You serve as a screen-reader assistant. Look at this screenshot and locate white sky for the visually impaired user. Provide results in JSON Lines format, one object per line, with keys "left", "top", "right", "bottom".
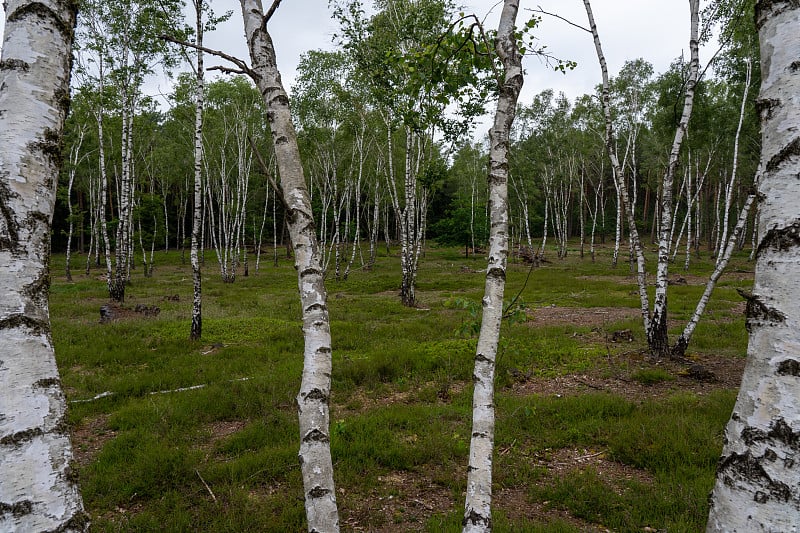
{"left": 1, "top": 1, "right": 705, "bottom": 110}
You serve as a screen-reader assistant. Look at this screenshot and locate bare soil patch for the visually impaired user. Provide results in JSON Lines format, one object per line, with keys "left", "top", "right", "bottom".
{"left": 508, "top": 350, "right": 745, "bottom": 402}
{"left": 71, "top": 414, "right": 116, "bottom": 468}
{"left": 529, "top": 305, "right": 640, "bottom": 328}
{"left": 339, "top": 470, "right": 455, "bottom": 531}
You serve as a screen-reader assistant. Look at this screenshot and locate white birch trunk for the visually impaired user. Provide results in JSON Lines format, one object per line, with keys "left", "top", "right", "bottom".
{"left": 240, "top": 3, "right": 340, "bottom": 530}
{"left": 0, "top": 1, "right": 88, "bottom": 530}
{"left": 463, "top": 2, "right": 522, "bottom": 530}
{"left": 584, "top": 0, "right": 651, "bottom": 335}
{"left": 707, "top": 1, "right": 800, "bottom": 528}
{"left": 651, "top": 0, "right": 700, "bottom": 357}
{"left": 190, "top": 0, "right": 205, "bottom": 340}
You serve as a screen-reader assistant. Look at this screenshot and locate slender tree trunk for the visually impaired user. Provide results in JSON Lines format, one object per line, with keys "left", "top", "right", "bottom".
{"left": 240, "top": 3, "right": 339, "bottom": 530}
{"left": 707, "top": 2, "right": 800, "bottom": 528}
{"left": 190, "top": 0, "right": 205, "bottom": 340}
{"left": 584, "top": 0, "right": 652, "bottom": 337}
{"left": 463, "top": 2, "right": 522, "bottom": 530}
{"left": 0, "top": 1, "right": 88, "bottom": 530}
{"left": 651, "top": 0, "right": 700, "bottom": 358}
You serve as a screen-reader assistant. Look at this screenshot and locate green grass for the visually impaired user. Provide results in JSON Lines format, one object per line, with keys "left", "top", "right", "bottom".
{"left": 49, "top": 242, "right": 751, "bottom": 531}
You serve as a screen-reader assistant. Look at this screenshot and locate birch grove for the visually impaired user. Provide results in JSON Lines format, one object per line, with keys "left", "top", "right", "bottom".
{"left": 0, "top": 1, "right": 87, "bottom": 530}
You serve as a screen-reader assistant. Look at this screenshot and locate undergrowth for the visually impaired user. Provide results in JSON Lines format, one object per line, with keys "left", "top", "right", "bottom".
{"left": 49, "top": 243, "right": 752, "bottom": 531}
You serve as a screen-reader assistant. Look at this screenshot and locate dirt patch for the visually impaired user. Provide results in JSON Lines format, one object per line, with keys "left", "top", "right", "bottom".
{"left": 529, "top": 306, "right": 640, "bottom": 328}
{"left": 339, "top": 470, "right": 455, "bottom": 532}
{"left": 493, "top": 446, "right": 654, "bottom": 532}
{"left": 509, "top": 351, "right": 745, "bottom": 402}
{"left": 71, "top": 414, "right": 116, "bottom": 468}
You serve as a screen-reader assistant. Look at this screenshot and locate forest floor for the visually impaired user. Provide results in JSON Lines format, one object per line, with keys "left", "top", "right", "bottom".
{"left": 52, "top": 243, "right": 752, "bottom": 532}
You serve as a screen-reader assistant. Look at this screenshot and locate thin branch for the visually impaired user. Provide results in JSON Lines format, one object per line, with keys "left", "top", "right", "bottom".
{"left": 263, "top": 0, "right": 283, "bottom": 26}
{"left": 160, "top": 34, "right": 256, "bottom": 79}
{"left": 196, "top": 470, "right": 218, "bottom": 503}
{"left": 208, "top": 65, "right": 248, "bottom": 76}
{"left": 530, "top": 6, "right": 590, "bottom": 33}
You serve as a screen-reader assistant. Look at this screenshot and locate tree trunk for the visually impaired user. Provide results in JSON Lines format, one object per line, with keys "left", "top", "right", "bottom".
{"left": 463, "top": 2, "right": 522, "bottom": 530}
{"left": 0, "top": 1, "right": 88, "bottom": 530}
{"left": 651, "top": 0, "right": 700, "bottom": 358}
{"left": 706, "top": 2, "right": 800, "bottom": 529}
{"left": 240, "top": 3, "right": 340, "bottom": 530}
{"left": 190, "top": 0, "right": 205, "bottom": 341}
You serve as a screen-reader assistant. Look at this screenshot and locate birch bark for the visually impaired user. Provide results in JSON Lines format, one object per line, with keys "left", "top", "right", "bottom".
{"left": 190, "top": 0, "right": 205, "bottom": 340}
{"left": 0, "top": 1, "right": 88, "bottom": 530}
{"left": 707, "top": 1, "right": 800, "bottom": 529}
{"left": 463, "top": 1, "right": 522, "bottom": 530}
{"left": 650, "top": 0, "right": 700, "bottom": 356}
{"left": 240, "top": 2, "right": 340, "bottom": 530}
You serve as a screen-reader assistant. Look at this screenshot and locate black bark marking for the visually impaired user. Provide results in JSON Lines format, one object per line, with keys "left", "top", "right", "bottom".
{"left": 0, "top": 314, "right": 48, "bottom": 336}
{"left": 33, "top": 377, "right": 60, "bottom": 389}
{"left": 474, "top": 353, "right": 493, "bottom": 364}
{"left": 765, "top": 137, "right": 800, "bottom": 173}
{"left": 764, "top": 448, "right": 778, "bottom": 462}
{"left": 740, "top": 418, "right": 800, "bottom": 450}
{"left": 0, "top": 426, "right": 44, "bottom": 446}
{"left": 486, "top": 266, "right": 507, "bottom": 281}
{"left": 7, "top": 2, "right": 76, "bottom": 39}
{"left": 303, "top": 303, "right": 326, "bottom": 315}
{"left": 757, "top": 221, "right": 800, "bottom": 255}
{"left": 718, "top": 451, "right": 792, "bottom": 502}
{"left": 33, "top": 127, "right": 66, "bottom": 173}
{"left": 307, "top": 486, "right": 330, "bottom": 499}
{"left": 756, "top": 97, "right": 780, "bottom": 122}
{"left": 302, "top": 388, "right": 328, "bottom": 402}
{"left": 463, "top": 508, "right": 491, "bottom": 528}
{"left": 299, "top": 267, "right": 323, "bottom": 278}
{"left": 790, "top": 61, "right": 800, "bottom": 72}
{"left": 267, "top": 93, "right": 290, "bottom": 109}
{"left": 737, "top": 288, "right": 786, "bottom": 332}
{"left": 0, "top": 177, "right": 21, "bottom": 250}
{"left": 274, "top": 135, "right": 289, "bottom": 146}
{"left": 0, "top": 500, "right": 33, "bottom": 518}
{"left": 0, "top": 59, "right": 30, "bottom": 72}
{"left": 777, "top": 359, "right": 800, "bottom": 376}
{"left": 754, "top": 0, "right": 800, "bottom": 30}
{"left": 302, "top": 428, "right": 330, "bottom": 444}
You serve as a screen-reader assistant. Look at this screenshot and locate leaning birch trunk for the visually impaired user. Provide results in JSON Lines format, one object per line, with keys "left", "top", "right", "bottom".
{"left": 190, "top": 0, "right": 205, "bottom": 341}
{"left": 673, "top": 185, "right": 757, "bottom": 358}
{"left": 584, "top": 0, "right": 651, "bottom": 335}
{"left": 706, "top": 2, "right": 800, "bottom": 529}
{"left": 240, "top": 2, "right": 339, "bottom": 530}
{"left": 0, "top": 1, "right": 88, "bottom": 531}
{"left": 651, "top": 0, "right": 700, "bottom": 357}
{"left": 463, "top": 1, "right": 522, "bottom": 530}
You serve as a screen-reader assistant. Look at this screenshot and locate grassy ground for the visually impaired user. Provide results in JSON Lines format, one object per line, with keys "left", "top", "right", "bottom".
{"left": 51, "top": 241, "right": 753, "bottom": 532}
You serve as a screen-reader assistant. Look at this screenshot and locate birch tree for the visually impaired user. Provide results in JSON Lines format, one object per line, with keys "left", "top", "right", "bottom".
{"left": 240, "top": 2, "right": 340, "bottom": 529}
{"left": 463, "top": 1, "right": 522, "bottom": 530}
{"left": 0, "top": 1, "right": 88, "bottom": 530}
{"left": 706, "top": 0, "right": 800, "bottom": 529}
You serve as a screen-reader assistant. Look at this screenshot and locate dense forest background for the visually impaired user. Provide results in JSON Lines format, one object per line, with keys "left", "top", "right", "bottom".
{"left": 53, "top": 0, "right": 759, "bottom": 281}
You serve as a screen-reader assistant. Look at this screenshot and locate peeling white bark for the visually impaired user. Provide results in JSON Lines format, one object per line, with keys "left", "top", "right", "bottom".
{"left": 0, "top": 1, "right": 87, "bottom": 530}
{"left": 463, "top": 2, "right": 522, "bottom": 531}
{"left": 707, "top": 1, "right": 800, "bottom": 530}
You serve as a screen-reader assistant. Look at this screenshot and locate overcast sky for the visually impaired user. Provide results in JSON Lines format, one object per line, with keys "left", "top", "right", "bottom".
{"left": 1, "top": 1, "right": 704, "bottom": 110}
